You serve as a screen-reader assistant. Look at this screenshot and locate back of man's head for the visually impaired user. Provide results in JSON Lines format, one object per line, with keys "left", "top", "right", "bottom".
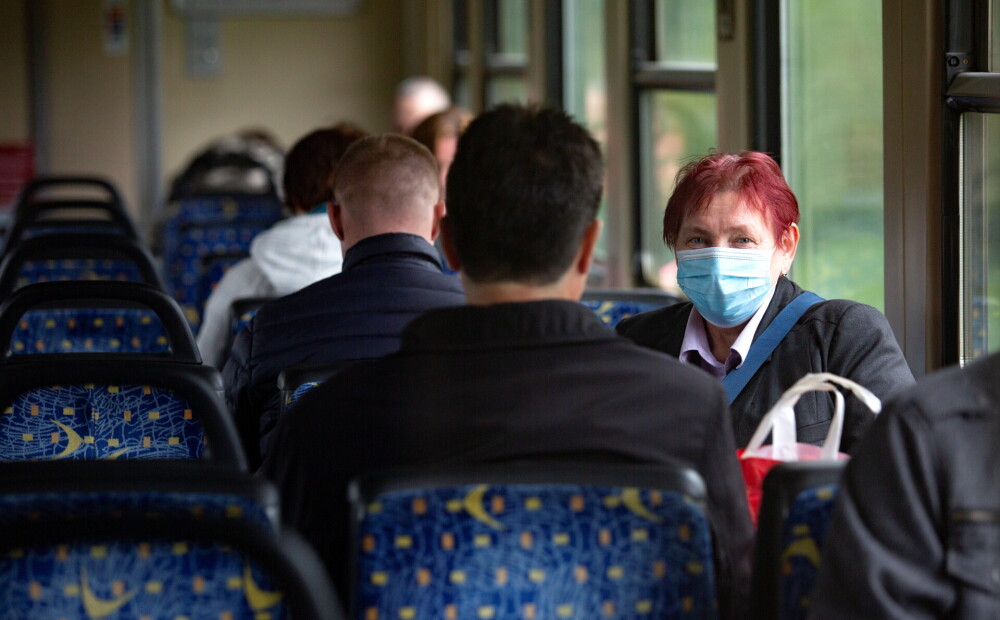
{"left": 332, "top": 134, "right": 442, "bottom": 245}
{"left": 445, "top": 104, "right": 604, "bottom": 285}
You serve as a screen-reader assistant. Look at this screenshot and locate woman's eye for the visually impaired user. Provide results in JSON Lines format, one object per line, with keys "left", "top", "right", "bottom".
{"left": 688, "top": 237, "right": 705, "bottom": 245}
{"left": 736, "top": 237, "right": 754, "bottom": 245}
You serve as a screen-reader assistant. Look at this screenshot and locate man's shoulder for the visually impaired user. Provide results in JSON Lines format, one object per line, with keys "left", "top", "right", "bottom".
{"left": 893, "top": 355, "right": 1000, "bottom": 424}
{"left": 604, "top": 336, "right": 725, "bottom": 394}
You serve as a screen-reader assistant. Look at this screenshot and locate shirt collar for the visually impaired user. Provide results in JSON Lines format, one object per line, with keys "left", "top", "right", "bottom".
{"left": 679, "top": 284, "right": 777, "bottom": 378}
{"left": 342, "top": 232, "right": 443, "bottom": 272}
{"left": 402, "top": 300, "right": 615, "bottom": 352}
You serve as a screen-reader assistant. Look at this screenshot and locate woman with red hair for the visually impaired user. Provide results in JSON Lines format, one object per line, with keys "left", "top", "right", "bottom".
{"left": 617, "top": 152, "right": 913, "bottom": 453}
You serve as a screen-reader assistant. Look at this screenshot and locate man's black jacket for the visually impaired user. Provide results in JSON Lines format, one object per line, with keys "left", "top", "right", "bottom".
{"left": 223, "top": 233, "right": 465, "bottom": 466}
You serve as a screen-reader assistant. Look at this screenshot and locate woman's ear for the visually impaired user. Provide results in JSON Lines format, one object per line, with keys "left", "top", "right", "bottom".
{"left": 779, "top": 223, "right": 800, "bottom": 272}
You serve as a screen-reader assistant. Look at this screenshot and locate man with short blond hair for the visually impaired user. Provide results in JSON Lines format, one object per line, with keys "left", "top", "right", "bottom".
{"left": 224, "top": 134, "right": 464, "bottom": 467}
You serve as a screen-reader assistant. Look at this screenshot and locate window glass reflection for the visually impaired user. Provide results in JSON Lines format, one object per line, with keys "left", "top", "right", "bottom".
{"left": 960, "top": 112, "right": 1000, "bottom": 362}
{"left": 639, "top": 90, "right": 717, "bottom": 291}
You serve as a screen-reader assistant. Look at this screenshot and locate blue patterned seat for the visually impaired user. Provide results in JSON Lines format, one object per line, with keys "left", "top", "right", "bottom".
{"left": 160, "top": 196, "right": 283, "bottom": 329}
{"left": 229, "top": 297, "right": 275, "bottom": 339}
{"left": 0, "top": 460, "right": 340, "bottom": 619}
{"left": 286, "top": 381, "right": 323, "bottom": 411}
{"left": 749, "top": 462, "right": 844, "bottom": 620}
{"left": 0, "top": 359, "right": 246, "bottom": 468}
{"left": 0, "top": 459, "right": 277, "bottom": 524}
{"left": 277, "top": 361, "right": 368, "bottom": 416}
{"left": 0, "top": 234, "right": 164, "bottom": 298}
{"left": 166, "top": 224, "right": 273, "bottom": 328}
{"left": 580, "top": 290, "right": 682, "bottom": 327}
{"left": 0, "top": 537, "right": 289, "bottom": 619}
{"left": 0, "top": 383, "right": 204, "bottom": 461}
{"left": 10, "top": 308, "right": 169, "bottom": 355}
{"left": 15, "top": 257, "right": 143, "bottom": 289}
{"left": 351, "top": 467, "right": 717, "bottom": 620}
{"left": 779, "top": 485, "right": 838, "bottom": 620}
{"left": 200, "top": 253, "right": 245, "bottom": 303}
{"left": 4, "top": 178, "right": 139, "bottom": 251}
{"left": 0, "top": 282, "right": 200, "bottom": 360}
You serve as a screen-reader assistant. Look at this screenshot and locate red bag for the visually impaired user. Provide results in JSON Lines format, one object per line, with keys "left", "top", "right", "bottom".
{"left": 737, "top": 373, "right": 881, "bottom": 526}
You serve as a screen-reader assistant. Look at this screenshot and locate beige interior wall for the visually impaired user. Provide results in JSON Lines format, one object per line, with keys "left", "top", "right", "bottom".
{"left": 161, "top": 0, "right": 404, "bottom": 184}
{"left": 0, "top": 0, "right": 30, "bottom": 143}
{"left": 45, "top": 0, "right": 138, "bottom": 213}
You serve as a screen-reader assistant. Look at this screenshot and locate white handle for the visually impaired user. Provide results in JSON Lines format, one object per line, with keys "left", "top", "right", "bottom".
{"left": 742, "top": 373, "right": 881, "bottom": 460}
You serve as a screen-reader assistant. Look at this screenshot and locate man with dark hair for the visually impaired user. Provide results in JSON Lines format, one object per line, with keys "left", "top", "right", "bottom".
{"left": 261, "top": 105, "right": 752, "bottom": 617}
{"left": 224, "top": 134, "right": 464, "bottom": 467}
{"left": 198, "top": 123, "right": 366, "bottom": 368}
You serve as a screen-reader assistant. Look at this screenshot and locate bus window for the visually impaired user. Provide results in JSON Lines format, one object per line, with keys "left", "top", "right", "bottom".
{"left": 780, "top": 0, "right": 884, "bottom": 309}
{"left": 564, "top": 0, "right": 608, "bottom": 280}
{"left": 634, "top": 0, "right": 717, "bottom": 291}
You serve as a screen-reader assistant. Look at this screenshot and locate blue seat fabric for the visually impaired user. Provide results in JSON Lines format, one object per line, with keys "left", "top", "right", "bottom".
{"left": 779, "top": 484, "right": 838, "bottom": 620}
{"left": 0, "top": 490, "right": 272, "bottom": 532}
{"left": 166, "top": 225, "right": 267, "bottom": 328}
{"left": 232, "top": 308, "right": 260, "bottom": 337}
{"left": 15, "top": 259, "right": 143, "bottom": 291}
{"left": 581, "top": 301, "right": 666, "bottom": 328}
{"left": 10, "top": 308, "right": 170, "bottom": 355}
{"left": 0, "top": 384, "right": 204, "bottom": 461}
{"left": 20, "top": 222, "right": 128, "bottom": 241}
{"left": 0, "top": 538, "right": 285, "bottom": 619}
{"left": 284, "top": 381, "right": 322, "bottom": 412}
{"left": 356, "top": 483, "right": 717, "bottom": 620}
{"left": 161, "top": 196, "right": 283, "bottom": 329}
{"left": 199, "top": 255, "right": 244, "bottom": 305}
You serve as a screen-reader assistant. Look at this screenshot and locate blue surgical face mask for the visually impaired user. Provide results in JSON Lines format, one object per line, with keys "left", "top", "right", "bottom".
{"left": 675, "top": 247, "right": 774, "bottom": 328}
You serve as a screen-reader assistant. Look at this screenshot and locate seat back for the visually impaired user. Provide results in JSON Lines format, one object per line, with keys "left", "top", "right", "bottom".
{"left": 220, "top": 296, "right": 276, "bottom": 368}
{"left": 581, "top": 289, "right": 683, "bottom": 327}
{"left": 350, "top": 465, "right": 717, "bottom": 620}
{"left": 0, "top": 460, "right": 277, "bottom": 529}
{"left": 0, "top": 358, "right": 245, "bottom": 469}
{"left": 278, "top": 360, "right": 369, "bottom": 415}
{"left": 199, "top": 252, "right": 247, "bottom": 302}
{"left": 14, "top": 176, "right": 125, "bottom": 216}
{"left": 165, "top": 220, "right": 278, "bottom": 328}
{"left": 0, "top": 282, "right": 199, "bottom": 359}
{"left": 0, "top": 462, "right": 340, "bottom": 619}
{"left": 0, "top": 234, "right": 163, "bottom": 297}
{"left": 750, "top": 461, "right": 845, "bottom": 620}
{"left": 229, "top": 296, "right": 275, "bottom": 338}
{"left": 3, "top": 201, "right": 139, "bottom": 254}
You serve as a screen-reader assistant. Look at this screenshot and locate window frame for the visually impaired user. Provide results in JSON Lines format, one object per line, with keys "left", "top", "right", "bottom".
{"left": 944, "top": 0, "right": 1000, "bottom": 365}
{"left": 629, "top": 0, "right": 718, "bottom": 286}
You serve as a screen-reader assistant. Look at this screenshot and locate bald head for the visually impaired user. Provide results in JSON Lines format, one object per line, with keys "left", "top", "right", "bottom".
{"left": 330, "top": 134, "right": 443, "bottom": 252}
{"left": 394, "top": 76, "right": 451, "bottom": 135}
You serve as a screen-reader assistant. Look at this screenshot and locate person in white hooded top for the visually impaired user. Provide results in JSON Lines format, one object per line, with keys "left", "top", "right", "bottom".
{"left": 197, "top": 123, "right": 368, "bottom": 368}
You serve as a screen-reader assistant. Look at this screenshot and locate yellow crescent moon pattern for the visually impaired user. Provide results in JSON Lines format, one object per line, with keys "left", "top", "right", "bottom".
{"left": 243, "top": 562, "right": 283, "bottom": 611}
{"left": 463, "top": 485, "right": 505, "bottom": 530}
{"left": 596, "top": 302, "right": 615, "bottom": 323}
{"left": 781, "top": 538, "right": 821, "bottom": 568}
{"left": 621, "top": 488, "right": 663, "bottom": 524}
{"left": 51, "top": 420, "right": 84, "bottom": 460}
{"left": 80, "top": 567, "right": 134, "bottom": 619}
